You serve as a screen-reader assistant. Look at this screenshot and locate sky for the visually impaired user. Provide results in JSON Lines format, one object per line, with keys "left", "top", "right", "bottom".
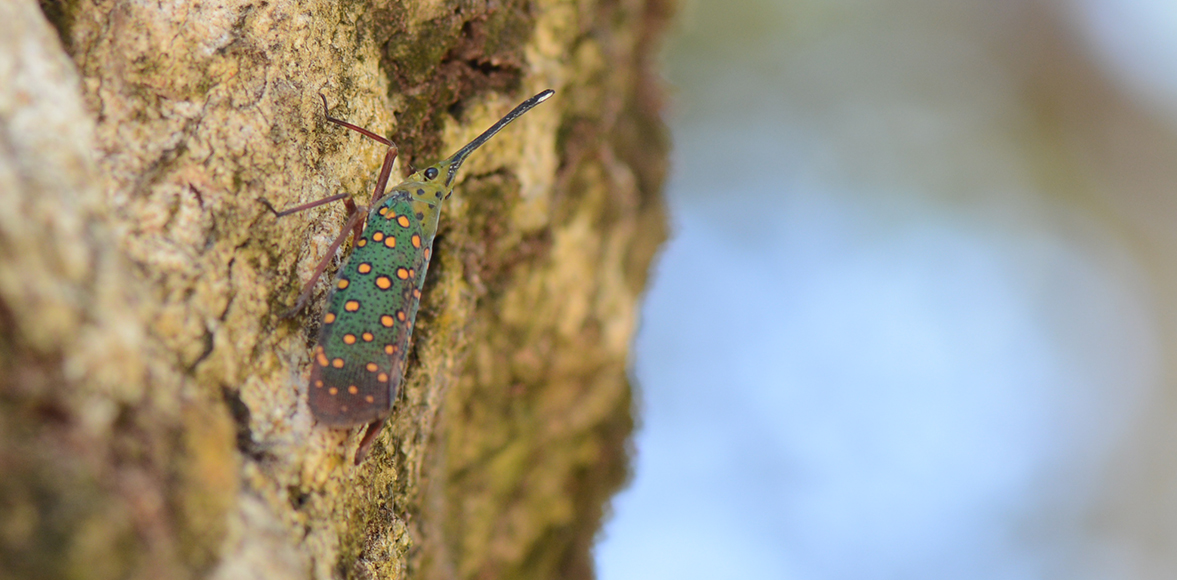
{"left": 595, "top": 0, "right": 1177, "bottom": 578}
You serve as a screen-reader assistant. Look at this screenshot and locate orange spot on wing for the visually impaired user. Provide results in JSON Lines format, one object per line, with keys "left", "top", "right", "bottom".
{"left": 328, "top": 387, "right": 338, "bottom": 395}
{"left": 357, "top": 238, "right": 367, "bottom": 247}
{"left": 384, "top": 236, "right": 396, "bottom": 248}
{"left": 396, "top": 310, "right": 406, "bottom": 322}
{"left": 332, "top": 358, "right": 345, "bottom": 368}
{"left": 343, "top": 334, "right": 356, "bottom": 344}
{"left": 397, "top": 215, "right": 410, "bottom": 227}
{"left": 345, "top": 300, "right": 360, "bottom": 312}
{"left": 358, "top": 263, "right": 372, "bottom": 274}
{"left": 317, "top": 353, "right": 329, "bottom": 366}
{"left": 396, "top": 268, "right": 409, "bottom": 280}
{"left": 362, "top": 332, "right": 374, "bottom": 342}
{"left": 365, "top": 395, "right": 375, "bottom": 403}
{"left": 376, "top": 276, "right": 392, "bottom": 290}
{"left": 384, "top": 344, "right": 396, "bottom": 355}
{"left": 381, "top": 315, "right": 394, "bottom": 327}
{"left": 372, "top": 232, "right": 385, "bottom": 242}
{"left": 348, "top": 385, "right": 358, "bottom": 394}
{"left": 337, "top": 279, "right": 349, "bottom": 289}
{"left": 411, "top": 234, "right": 421, "bottom": 248}
{"left": 324, "top": 312, "right": 336, "bottom": 323}
{"left": 366, "top": 362, "right": 378, "bottom": 372}
{"left": 377, "top": 373, "right": 388, "bottom": 383}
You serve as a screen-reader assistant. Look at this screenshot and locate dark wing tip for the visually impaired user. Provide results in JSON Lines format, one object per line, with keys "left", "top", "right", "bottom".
{"left": 307, "top": 366, "right": 391, "bottom": 427}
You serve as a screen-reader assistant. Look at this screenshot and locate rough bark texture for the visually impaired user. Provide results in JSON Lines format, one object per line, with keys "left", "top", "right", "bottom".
{"left": 0, "top": 0, "right": 670, "bottom": 578}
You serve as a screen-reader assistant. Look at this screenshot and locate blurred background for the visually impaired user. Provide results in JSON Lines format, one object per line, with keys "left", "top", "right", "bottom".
{"left": 593, "top": 0, "right": 1177, "bottom": 578}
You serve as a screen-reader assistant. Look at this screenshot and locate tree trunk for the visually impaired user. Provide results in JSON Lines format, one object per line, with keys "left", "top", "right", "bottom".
{"left": 0, "top": 0, "right": 670, "bottom": 578}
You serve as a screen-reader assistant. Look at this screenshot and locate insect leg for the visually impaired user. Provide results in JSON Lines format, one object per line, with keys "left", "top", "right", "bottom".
{"left": 258, "top": 193, "right": 352, "bottom": 218}
{"left": 365, "top": 141, "right": 398, "bottom": 205}
{"left": 354, "top": 419, "right": 385, "bottom": 464}
{"left": 319, "top": 94, "right": 395, "bottom": 146}
{"left": 319, "top": 94, "right": 400, "bottom": 206}
{"left": 259, "top": 93, "right": 399, "bottom": 218}
{"left": 279, "top": 206, "right": 368, "bottom": 319}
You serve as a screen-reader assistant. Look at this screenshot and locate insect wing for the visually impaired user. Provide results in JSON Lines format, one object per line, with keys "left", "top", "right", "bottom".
{"left": 308, "top": 194, "right": 429, "bottom": 426}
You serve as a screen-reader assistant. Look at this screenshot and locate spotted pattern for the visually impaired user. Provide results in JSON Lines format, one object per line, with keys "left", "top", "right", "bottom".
{"left": 307, "top": 188, "right": 438, "bottom": 427}
{"left": 298, "top": 85, "right": 556, "bottom": 446}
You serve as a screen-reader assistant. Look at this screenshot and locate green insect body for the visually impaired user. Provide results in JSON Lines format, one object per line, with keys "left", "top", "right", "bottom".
{"left": 307, "top": 189, "right": 437, "bottom": 428}
{"left": 276, "top": 89, "right": 554, "bottom": 463}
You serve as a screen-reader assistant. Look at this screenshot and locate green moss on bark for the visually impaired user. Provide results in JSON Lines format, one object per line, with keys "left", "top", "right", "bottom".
{"left": 1, "top": 0, "right": 671, "bottom": 578}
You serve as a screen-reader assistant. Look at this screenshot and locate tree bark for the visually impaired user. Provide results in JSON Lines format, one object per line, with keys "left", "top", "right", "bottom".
{"left": 0, "top": 0, "right": 670, "bottom": 578}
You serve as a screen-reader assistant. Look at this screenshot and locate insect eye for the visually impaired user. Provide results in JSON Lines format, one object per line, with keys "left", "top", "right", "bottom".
{"left": 424, "top": 167, "right": 439, "bottom": 180}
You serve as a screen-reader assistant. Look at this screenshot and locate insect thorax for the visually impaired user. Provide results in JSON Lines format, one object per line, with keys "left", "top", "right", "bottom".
{"left": 378, "top": 182, "right": 447, "bottom": 239}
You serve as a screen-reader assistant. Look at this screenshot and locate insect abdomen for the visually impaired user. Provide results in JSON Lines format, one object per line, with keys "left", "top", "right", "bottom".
{"left": 308, "top": 193, "right": 431, "bottom": 426}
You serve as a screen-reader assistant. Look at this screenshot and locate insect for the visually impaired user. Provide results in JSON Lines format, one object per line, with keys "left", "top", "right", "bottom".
{"left": 266, "top": 89, "right": 554, "bottom": 463}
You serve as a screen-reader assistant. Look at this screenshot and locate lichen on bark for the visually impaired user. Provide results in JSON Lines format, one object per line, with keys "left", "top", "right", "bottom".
{"left": 0, "top": 0, "right": 671, "bottom": 578}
